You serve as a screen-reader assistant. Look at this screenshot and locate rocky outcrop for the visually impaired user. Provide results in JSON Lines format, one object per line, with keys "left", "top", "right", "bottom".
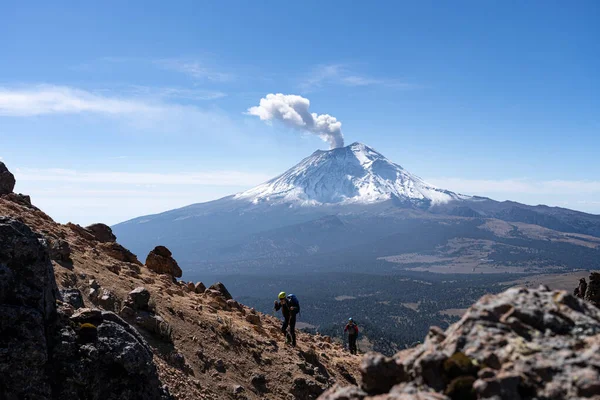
{"left": 320, "top": 285, "right": 600, "bottom": 400}
{"left": 60, "top": 288, "right": 84, "bottom": 309}
{"left": 574, "top": 272, "right": 600, "bottom": 308}
{"left": 85, "top": 223, "right": 117, "bottom": 243}
{"left": 0, "top": 217, "right": 171, "bottom": 399}
{"left": 145, "top": 245, "right": 182, "bottom": 278}
{"left": 53, "top": 308, "right": 171, "bottom": 399}
{"left": 0, "top": 217, "right": 58, "bottom": 398}
{"left": 120, "top": 287, "right": 173, "bottom": 342}
{"left": 195, "top": 281, "right": 206, "bottom": 293}
{"left": 584, "top": 272, "right": 600, "bottom": 307}
{"left": 49, "top": 237, "right": 72, "bottom": 263}
{"left": 0, "top": 161, "right": 16, "bottom": 194}
{"left": 208, "top": 281, "right": 233, "bottom": 300}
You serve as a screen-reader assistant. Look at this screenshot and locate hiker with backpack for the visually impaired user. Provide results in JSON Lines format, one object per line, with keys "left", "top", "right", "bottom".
{"left": 274, "top": 291, "right": 300, "bottom": 347}
{"left": 344, "top": 318, "right": 359, "bottom": 354}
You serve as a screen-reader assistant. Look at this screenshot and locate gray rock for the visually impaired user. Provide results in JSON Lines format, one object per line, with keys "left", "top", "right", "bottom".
{"left": 208, "top": 282, "right": 233, "bottom": 300}
{"left": 291, "top": 376, "right": 325, "bottom": 400}
{"left": 0, "top": 217, "right": 172, "bottom": 400}
{"left": 0, "top": 162, "right": 16, "bottom": 194}
{"left": 49, "top": 238, "right": 72, "bottom": 263}
{"left": 251, "top": 373, "right": 268, "bottom": 392}
{"left": 359, "top": 353, "right": 406, "bottom": 395}
{"left": 145, "top": 246, "right": 182, "bottom": 277}
{"left": 320, "top": 286, "right": 600, "bottom": 400}
{"left": 245, "top": 313, "right": 261, "bottom": 325}
{"left": 85, "top": 223, "right": 117, "bottom": 243}
{"left": 126, "top": 287, "right": 151, "bottom": 310}
{"left": 195, "top": 281, "right": 206, "bottom": 293}
{"left": 60, "top": 288, "right": 84, "bottom": 309}
{"left": 97, "top": 288, "right": 118, "bottom": 311}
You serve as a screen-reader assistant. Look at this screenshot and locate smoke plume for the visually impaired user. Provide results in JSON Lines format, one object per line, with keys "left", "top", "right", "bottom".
{"left": 247, "top": 93, "right": 344, "bottom": 149}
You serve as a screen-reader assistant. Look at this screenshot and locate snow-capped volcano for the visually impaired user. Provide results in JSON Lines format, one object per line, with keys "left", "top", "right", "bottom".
{"left": 235, "top": 142, "right": 469, "bottom": 207}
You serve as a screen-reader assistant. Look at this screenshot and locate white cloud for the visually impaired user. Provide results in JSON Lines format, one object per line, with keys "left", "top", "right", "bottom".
{"left": 14, "top": 168, "right": 272, "bottom": 187}
{"left": 247, "top": 93, "right": 344, "bottom": 149}
{"left": 155, "top": 58, "right": 234, "bottom": 82}
{"left": 0, "top": 85, "right": 240, "bottom": 138}
{"left": 301, "top": 64, "right": 416, "bottom": 92}
{"left": 0, "top": 85, "right": 157, "bottom": 117}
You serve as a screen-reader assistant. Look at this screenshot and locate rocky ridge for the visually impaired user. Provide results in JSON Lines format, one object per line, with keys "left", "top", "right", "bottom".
{"left": 2, "top": 160, "right": 599, "bottom": 400}
{"left": 320, "top": 285, "right": 600, "bottom": 400}
{"left": 0, "top": 161, "right": 361, "bottom": 400}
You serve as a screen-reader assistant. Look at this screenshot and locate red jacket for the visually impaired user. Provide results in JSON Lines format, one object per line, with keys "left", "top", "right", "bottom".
{"left": 344, "top": 323, "right": 359, "bottom": 335}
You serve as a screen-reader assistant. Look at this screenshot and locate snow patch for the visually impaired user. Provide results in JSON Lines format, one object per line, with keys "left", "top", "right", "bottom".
{"left": 235, "top": 142, "right": 469, "bottom": 207}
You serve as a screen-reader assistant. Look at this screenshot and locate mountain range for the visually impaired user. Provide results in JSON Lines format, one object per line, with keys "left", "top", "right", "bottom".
{"left": 113, "top": 143, "right": 600, "bottom": 275}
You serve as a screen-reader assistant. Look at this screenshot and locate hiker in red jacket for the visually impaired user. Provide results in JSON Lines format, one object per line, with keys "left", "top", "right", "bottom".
{"left": 344, "top": 318, "right": 359, "bottom": 354}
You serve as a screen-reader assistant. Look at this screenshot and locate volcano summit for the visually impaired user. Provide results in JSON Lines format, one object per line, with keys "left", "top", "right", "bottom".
{"left": 113, "top": 143, "right": 600, "bottom": 275}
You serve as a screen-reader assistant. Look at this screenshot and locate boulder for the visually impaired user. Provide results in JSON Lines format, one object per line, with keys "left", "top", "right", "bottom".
{"left": 0, "top": 217, "right": 171, "bottom": 399}
{"left": 251, "top": 374, "right": 268, "bottom": 392}
{"left": 195, "top": 281, "right": 206, "bottom": 293}
{"left": 0, "top": 162, "right": 16, "bottom": 194}
{"left": 319, "top": 286, "right": 600, "bottom": 400}
{"left": 54, "top": 310, "right": 172, "bottom": 399}
{"left": 125, "top": 287, "right": 151, "bottom": 311}
{"left": 60, "top": 288, "right": 84, "bottom": 309}
{"left": 291, "top": 376, "right": 325, "bottom": 400}
{"left": 85, "top": 223, "right": 117, "bottom": 243}
{"left": 245, "top": 314, "right": 261, "bottom": 325}
{"left": 49, "top": 238, "right": 72, "bottom": 263}
{"left": 584, "top": 272, "right": 600, "bottom": 307}
{"left": 359, "top": 353, "right": 406, "bottom": 395}
{"left": 97, "top": 289, "right": 118, "bottom": 311}
{"left": 2, "top": 192, "right": 33, "bottom": 207}
{"left": 145, "top": 246, "right": 182, "bottom": 278}
{"left": 208, "top": 282, "right": 233, "bottom": 300}
{"left": 0, "top": 217, "right": 58, "bottom": 398}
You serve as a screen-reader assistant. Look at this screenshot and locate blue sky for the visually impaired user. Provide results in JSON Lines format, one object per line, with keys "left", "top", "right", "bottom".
{"left": 1, "top": 1, "right": 598, "bottom": 225}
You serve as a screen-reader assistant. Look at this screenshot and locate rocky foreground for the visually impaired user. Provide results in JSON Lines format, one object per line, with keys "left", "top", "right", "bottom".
{"left": 320, "top": 283, "right": 600, "bottom": 400}
{"left": 0, "top": 161, "right": 360, "bottom": 400}
{"left": 1, "top": 160, "right": 600, "bottom": 400}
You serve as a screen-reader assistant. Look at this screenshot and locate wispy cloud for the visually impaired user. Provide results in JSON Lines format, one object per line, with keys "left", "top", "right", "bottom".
{"left": 0, "top": 84, "right": 239, "bottom": 138}
{"left": 0, "top": 85, "right": 157, "bottom": 117}
{"left": 15, "top": 168, "right": 272, "bottom": 187}
{"left": 126, "top": 85, "right": 227, "bottom": 101}
{"left": 300, "top": 64, "right": 417, "bottom": 92}
{"left": 155, "top": 58, "right": 235, "bottom": 82}
{"left": 427, "top": 177, "right": 600, "bottom": 195}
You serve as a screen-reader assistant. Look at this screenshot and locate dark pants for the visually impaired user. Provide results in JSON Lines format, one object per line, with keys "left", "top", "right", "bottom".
{"left": 348, "top": 334, "right": 357, "bottom": 354}
{"left": 281, "top": 312, "right": 297, "bottom": 346}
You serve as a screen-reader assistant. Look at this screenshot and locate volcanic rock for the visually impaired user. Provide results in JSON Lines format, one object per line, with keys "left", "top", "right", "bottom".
{"left": 85, "top": 223, "right": 117, "bottom": 243}
{"left": 0, "top": 161, "right": 16, "bottom": 194}
{"left": 145, "top": 245, "right": 182, "bottom": 278}
{"left": 320, "top": 285, "right": 600, "bottom": 400}
{"left": 584, "top": 272, "right": 600, "bottom": 307}
{"left": 208, "top": 282, "right": 233, "bottom": 300}
{"left": 0, "top": 217, "right": 171, "bottom": 399}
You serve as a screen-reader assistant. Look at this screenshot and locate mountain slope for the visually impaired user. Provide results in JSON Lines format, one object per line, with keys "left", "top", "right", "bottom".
{"left": 0, "top": 164, "right": 361, "bottom": 400}
{"left": 113, "top": 143, "right": 600, "bottom": 274}
{"left": 236, "top": 142, "right": 469, "bottom": 206}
